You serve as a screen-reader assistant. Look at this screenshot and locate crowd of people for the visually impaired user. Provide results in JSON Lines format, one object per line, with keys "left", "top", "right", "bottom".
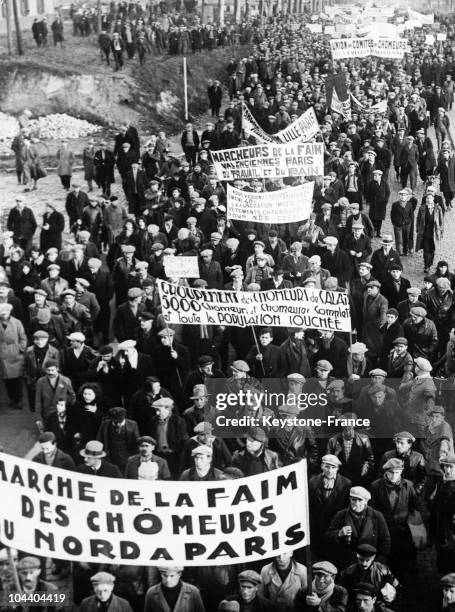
{"left": 5, "top": 6, "right": 455, "bottom": 612}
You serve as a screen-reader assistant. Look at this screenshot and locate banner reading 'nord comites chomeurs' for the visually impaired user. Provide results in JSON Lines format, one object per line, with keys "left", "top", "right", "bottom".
{"left": 211, "top": 143, "right": 324, "bottom": 181}
{"left": 330, "top": 37, "right": 409, "bottom": 60}
{"left": 157, "top": 280, "right": 352, "bottom": 331}
{"left": 0, "top": 454, "right": 309, "bottom": 566}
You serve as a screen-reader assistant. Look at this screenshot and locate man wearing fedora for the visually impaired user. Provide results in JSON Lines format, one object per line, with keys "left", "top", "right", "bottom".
{"left": 183, "top": 384, "right": 215, "bottom": 433}
{"left": 124, "top": 435, "right": 171, "bottom": 480}
{"left": 76, "top": 440, "right": 122, "bottom": 478}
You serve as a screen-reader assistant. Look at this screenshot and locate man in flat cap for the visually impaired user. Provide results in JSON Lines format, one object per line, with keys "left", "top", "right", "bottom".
{"left": 40, "top": 263, "right": 69, "bottom": 302}
{"left": 113, "top": 286, "right": 146, "bottom": 343}
{"left": 370, "top": 458, "right": 422, "bottom": 579}
{"left": 440, "top": 573, "right": 455, "bottom": 611}
{"left": 155, "top": 328, "right": 190, "bottom": 403}
{"left": 321, "top": 235, "right": 353, "bottom": 288}
{"left": 399, "top": 133, "right": 419, "bottom": 191}
{"left": 340, "top": 545, "right": 399, "bottom": 610}
{"left": 232, "top": 428, "right": 279, "bottom": 476}
{"left": 362, "top": 279, "right": 388, "bottom": 366}
{"left": 111, "top": 243, "right": 138, "bottom": 306}
{"left": 147, "top": 397, "right": 188, "bottom": 477}
{"left": 352, "top": 582, "right": 393, "bottom": 612}
{"left": 124, "top": 435, "right": 171, "bottom": 480}
{"left": 180, "top": 421, "right": 231, "bottom": 472}
{"left": 16, "top": 556, "right": 58, "bottom": 605}
{"left": 60, "top": 288, "right": 93, "bottom": 344}
{"left": 309, "top": 454, "right": 351, "bottom": 559}
{"left": 327, "top": 486, "right": 391, "bottom": 569}
{"left": 403, "top": 306, "right": 438, "bottom": 361}
{"left": 230, "top": 570, "right": 273, "bottom": 612}
{"left": 80, "top": 571, "right": 133, "bottom": 612}
{"left": 396, "top": 286, "right": 425, "bottom": 325}
{"left": 24, "top": 329, "right": 60, "bottom": 412}
{"left": 294, "top": 561, "right": 347, "bottom": 611}
{"left": 144, "top": 566, "right": 205, "bottom": 612}
{"left": 379, "top": 432, "right": 426, "bottom": 492}
{"left": 366, "top": 169, "right": 390, "bottom": 238}
{"left": 179, "top": 443, "right": 224, "bottom": 481}
{"left": 114, "top": 339, "right": 155, "bottom": 410}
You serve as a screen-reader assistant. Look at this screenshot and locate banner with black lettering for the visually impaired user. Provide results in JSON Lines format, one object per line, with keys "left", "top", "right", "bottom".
{"left": 226, "top": 183, "right": 314, "bottom": 224}
{"left": 211, "top": 143, "right": 324, "bottom": 181}
{"left": 242, "top": 104, "right": 320, "bottom": 145}
{"left": 330, "top": 37, "right": 409, "bottom": 59}
{"left": 157, "top": 279, "right": 352, "bottom": 331}
{"left": 0, "top": 454, "right": 309, "bottom": 566}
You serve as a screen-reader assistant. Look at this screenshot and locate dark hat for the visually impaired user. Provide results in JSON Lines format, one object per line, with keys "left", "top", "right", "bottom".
{"left": 382, "top": 458, "right": 404, "bottom": 471}
{"left": 238, "top": 570, "right": 261, "bottom": 585}
{"left": 38, "top": 432, "right": 56, "bottom": 444}
{"left": 441, "top": 573, "right": 455, "bottom": 587}
{"left": 356, "top": 543, "right": 377, "bottom": 556}
{"left": 139, "top": 311, "right": 154, "bottom": 320}
{"left": 247, "top": 427, "right": 267, "bottom": 443}
{"left": 17, "top": 556, "right": 41, "bottom": 570}
{"left": 198, "top": 355, "right": 214, "bottom": 366}
{"left": 138, "top": 436, "right": 156, "bottom": 445}
{"left": 393, "top": 337, "right": 408, "bottom": 346}
{"left": 355, "top": 583, "right": 378, "bottom": 597}
{"left": 386, "top": 308, "right": 398, "bottom": 317}
{"left": 108, "top": 407, "right": 126, "bottom": 419}
{"left": 90, "top": 572, "right": 115, "bottom": 585}
{"left": 366, "top": 280, "right": 381, "bottom": 288}
{"left": 389, "top": 263, "right": 402, "bottom": 271}
{"left": 99, "top": 345, "right": 114, "bottom": 355}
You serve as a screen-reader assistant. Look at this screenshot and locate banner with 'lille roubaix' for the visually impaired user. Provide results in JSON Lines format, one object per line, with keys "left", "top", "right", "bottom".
{"left": 157, "top": 279, "right": 352, "bottom": 331}
{"left": 0, "top": 453, "right": 309, "bottom": 566}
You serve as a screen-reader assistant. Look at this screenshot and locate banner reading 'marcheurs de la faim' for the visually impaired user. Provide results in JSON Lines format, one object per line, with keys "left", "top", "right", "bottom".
{"left": 157, "top": 280, "right": 352, "bottom": 331}
{"left": 0, "top": 454, "right": 309, "bottom": 566}
{"left": 211, "top": 143, "right": 324, "bottom": 181}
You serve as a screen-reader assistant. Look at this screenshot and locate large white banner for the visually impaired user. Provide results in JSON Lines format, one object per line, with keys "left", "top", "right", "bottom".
{"left": 226, "top": 183, "right": 314, "bottom": 224}
{"left": 211, "top": 143, "right": 324, "bottom": 181}
{"left": 157, "top": 279, "right": 352, "bottom": 331}
{"left": 0, "top": 453, "right": 310, "bottom": 566}
{"left": 242, "top": 104, "right": 320, "bottom": 145}
{"left": 408, "top": 8, "right": 434, "bottom": 24}
{"left": 330, "top": 37, "right": 409, "bottom": 59}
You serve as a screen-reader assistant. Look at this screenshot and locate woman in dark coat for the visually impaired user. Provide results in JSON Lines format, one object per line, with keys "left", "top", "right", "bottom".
{"left": 40, "top": 203, "right": 65, "bottom": 252}
{"left": 73, "top": 382, "right": 107, "bottom": 448}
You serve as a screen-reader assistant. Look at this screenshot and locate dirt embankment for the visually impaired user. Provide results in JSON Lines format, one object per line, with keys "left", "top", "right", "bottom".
{"left": 0, "top": 45, "right": 248, "bottom": 134}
